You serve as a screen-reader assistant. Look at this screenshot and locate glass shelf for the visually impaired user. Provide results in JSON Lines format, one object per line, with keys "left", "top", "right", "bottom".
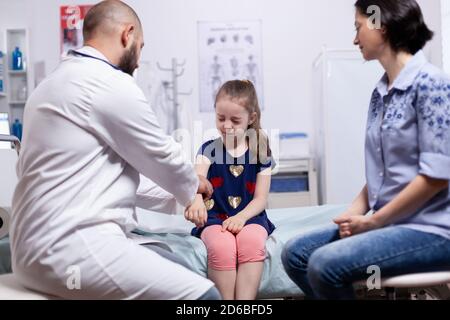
{"left": 4, "top": 28, "right": 29, "bottom": 124}
{"left": 8, "top": 70, "right": 27, "bottom": 75}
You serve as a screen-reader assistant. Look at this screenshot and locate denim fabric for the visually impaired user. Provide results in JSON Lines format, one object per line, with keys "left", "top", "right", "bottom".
{"left": 282, "top": 224, "right": 450, "bottom": 299}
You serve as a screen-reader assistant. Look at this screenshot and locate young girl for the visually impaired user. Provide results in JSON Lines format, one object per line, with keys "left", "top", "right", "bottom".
{"left": 185, "top": 80, "right": 275, "bottom": 300}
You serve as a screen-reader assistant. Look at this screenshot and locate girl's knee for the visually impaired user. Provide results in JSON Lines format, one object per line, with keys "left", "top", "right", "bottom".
{"left": 236, "top": 225, "right": 267, "bottom": 264}
{"left": 201, "top": 226, "right": 237, "bottom": 270}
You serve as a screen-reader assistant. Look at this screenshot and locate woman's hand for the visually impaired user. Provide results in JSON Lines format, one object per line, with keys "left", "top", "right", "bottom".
{"left": 222, "top": 215, "right": 247, "bottom": 234}
{"left": 333, "top": 210, "right": 359, "bottom": 238}
{"left": 333, "top": 215, "right": 381, "bottom": 238}
{"left": 184, "top": 195, "right": 208, "bottom": 227}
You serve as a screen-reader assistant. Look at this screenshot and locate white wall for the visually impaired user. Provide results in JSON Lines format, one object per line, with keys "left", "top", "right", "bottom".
{"left": 419, "top": 0, "right": 443, "bottom": 68}
{"left": 0, "top": 0, "right": 441, "bottom": 137}
{"left": 0, "top": 0, "right": 443, "bottom": 134}
{"left": 442, "top": 0, "right": 450, "bottom": 74}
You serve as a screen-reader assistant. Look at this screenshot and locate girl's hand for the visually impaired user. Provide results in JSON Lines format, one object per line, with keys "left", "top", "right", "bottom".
{"left": 222, "top": 215, "right": 247, "bottom": 234}
{"left": 333, "top": 215, "right": 380, "bottom": 238}
{"left": 184, "top": 196, "right": 208, "bottom": 227}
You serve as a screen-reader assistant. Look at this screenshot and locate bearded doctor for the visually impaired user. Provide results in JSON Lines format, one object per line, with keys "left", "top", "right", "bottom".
{"left": 10, "top": 0, "right": 220, "bottom": 300}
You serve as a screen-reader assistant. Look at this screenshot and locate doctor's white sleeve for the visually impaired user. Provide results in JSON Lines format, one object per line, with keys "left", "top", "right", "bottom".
{"left": 136, "top": 175, "right": 177, "bottom": 214}
{"left": 87, "top": 78, "right": 198, "bottom": 207}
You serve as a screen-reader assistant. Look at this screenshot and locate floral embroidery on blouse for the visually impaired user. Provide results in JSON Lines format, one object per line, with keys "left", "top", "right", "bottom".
{"left": 416, "top": 72, "right": 450, "bottom": 140}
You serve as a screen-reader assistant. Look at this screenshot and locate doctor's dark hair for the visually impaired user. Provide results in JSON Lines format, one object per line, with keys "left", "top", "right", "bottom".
{"left": 354, "top": 0, "right": 433, "bottom": 54}
{"left": 215, "top": 80, "right": 271, "bottom": 165}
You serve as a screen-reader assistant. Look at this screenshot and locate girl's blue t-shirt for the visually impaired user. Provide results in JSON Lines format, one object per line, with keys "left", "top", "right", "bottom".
{"left": 191, "top": 138, "right": 276, "bottom": 237}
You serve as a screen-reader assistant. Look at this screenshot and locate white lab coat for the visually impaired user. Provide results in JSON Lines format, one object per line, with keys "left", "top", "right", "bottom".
{"left": 136, "top": 175, "right": 177, "bottom": 214}
{"left": 10, "top": 46, "right": 213, "bottom": 299}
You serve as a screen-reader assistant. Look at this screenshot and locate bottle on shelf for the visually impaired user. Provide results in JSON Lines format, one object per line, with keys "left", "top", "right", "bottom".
{"left": 0, "top": 51, "right": 4, "bottom": 93}
{"left": 11, "top": 118, "right": 23, "bottom": 141}
{"left": 12, "top": 47, "right": 23, "bottom": 71}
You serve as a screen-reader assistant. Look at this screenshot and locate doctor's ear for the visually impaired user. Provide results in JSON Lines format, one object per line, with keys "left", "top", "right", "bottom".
{"left": 121, "top": 25, "right": 135, "bottom": 48}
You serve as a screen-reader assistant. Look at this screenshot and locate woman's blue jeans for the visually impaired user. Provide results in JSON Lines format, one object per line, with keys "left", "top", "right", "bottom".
{"left": 281, "top": 224, "right": 450, "bottom": 299}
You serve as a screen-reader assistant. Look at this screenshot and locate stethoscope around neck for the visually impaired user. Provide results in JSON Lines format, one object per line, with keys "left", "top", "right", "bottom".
{"left": 68, "top": 49, "right": 121, "bottom": 71}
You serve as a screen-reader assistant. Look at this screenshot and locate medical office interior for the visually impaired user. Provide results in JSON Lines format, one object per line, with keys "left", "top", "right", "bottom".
{"left": 0, "top": 0, "right": 449, "bottom": 300}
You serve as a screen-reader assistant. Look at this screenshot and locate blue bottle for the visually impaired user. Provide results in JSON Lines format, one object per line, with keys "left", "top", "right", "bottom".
{"left": 12, "top": 119, "right": 23, "bottom": 141}
{"left": 12, "top": 47, "right": 23, "bottom": 70}
{"left": 0, "top": 51, "right": 4, "bottom": 92}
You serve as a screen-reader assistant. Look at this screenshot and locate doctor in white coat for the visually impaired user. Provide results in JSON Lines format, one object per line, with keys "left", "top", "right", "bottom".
{"left": 10, "top": 0, "right": 219, "bottom": 300}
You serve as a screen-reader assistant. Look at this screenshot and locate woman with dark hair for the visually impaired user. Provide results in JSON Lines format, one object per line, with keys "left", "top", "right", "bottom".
{"left": 282, "top": 0, "right": 450, "bottom": 299}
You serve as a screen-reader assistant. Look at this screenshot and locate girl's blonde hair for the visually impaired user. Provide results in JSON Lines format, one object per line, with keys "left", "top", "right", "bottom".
{"left": 215, "top": 80, "right": 271, "bottom": 164}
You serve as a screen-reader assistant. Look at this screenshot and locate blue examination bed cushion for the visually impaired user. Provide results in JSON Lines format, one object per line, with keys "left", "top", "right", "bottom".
{"left": 0, "top": 205, "right": 347, "bottom": 299}
{"left": 135, "top": 204, "right": 347, "bottom": 299}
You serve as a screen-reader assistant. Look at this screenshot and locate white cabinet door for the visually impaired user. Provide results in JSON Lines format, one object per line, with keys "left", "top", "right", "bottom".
{"left": 314, "top": 50, "right": 383, "bottom": 205}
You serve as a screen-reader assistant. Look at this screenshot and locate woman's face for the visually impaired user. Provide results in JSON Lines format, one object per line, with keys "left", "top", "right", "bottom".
{"left": 353, "top": 9, "right": 388, "bottom": 61}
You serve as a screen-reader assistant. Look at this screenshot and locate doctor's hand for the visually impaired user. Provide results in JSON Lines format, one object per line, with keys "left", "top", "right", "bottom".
{"left": 184, "top": 194, "right": 208, "bottom": 228}
{"left": 197, "top": 175, "right": 213, "bottom": 200}
{"left": 333, "top": 215, "right": 380, "bottom": 238}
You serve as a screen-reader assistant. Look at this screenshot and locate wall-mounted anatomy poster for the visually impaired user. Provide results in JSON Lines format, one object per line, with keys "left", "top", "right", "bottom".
{"left": 198, "top": 20, "right": 264, "bottom": 112}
